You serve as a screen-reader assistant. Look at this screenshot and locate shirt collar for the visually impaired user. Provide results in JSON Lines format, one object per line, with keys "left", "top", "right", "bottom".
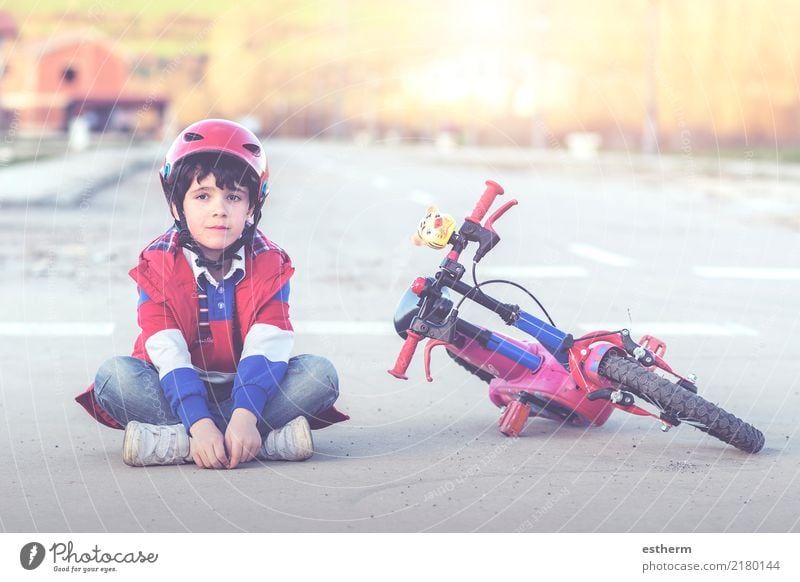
{"left": 182, "top": 247, "right": 246, "bottom": 287}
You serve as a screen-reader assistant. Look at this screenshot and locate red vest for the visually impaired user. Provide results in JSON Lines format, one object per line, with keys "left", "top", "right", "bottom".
{"left": 129, "top": 232, "right": 293, "bottom": 362}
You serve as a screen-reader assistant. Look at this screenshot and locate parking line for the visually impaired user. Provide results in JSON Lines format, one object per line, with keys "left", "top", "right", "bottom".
{"left": 569, "top": 243, "right": 635, "bottom": 267}
{"left": 0, "top": 323, "right": 115, "bottom": 336}
{"left": 694, "top": 267, "right": 800, "bottom": 280}
{"left": 578, "top": 322, "right": 758, "bottom": 337}
{"left": 481, "top": 265, "right": 589, "bottom": 278}
{"left": 409, "top": 190, "right": 434, "bottom": 206}
{"left": 294, "top": 321, "right": 394, "bottom": 336}
{"left": 293, "top": 320, "right": 760, "bottom": 337}
{"left": 371, "top": 175, "right": 390, "bottom": 190}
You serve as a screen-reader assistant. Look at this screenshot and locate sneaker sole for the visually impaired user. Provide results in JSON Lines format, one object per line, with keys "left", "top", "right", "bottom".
{"left": 122, "top": 421, "right": 142, "bottom": 467}
{"left": 290, "top": 416, "right": 314, "bottom": 461}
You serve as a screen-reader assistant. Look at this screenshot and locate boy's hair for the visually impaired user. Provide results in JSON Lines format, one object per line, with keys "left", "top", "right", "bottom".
{"left": 166, "top": 152, "right": 261, "bottom": 212}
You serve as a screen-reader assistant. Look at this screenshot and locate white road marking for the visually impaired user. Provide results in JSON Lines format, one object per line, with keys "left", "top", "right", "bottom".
{"left": 409, "top": 189, "right": 434, "bottom": 206}
{"left": 371, "top": 175, "right": 390, "bottom": 190}
{"left": 297, "top": 320, "right": 758, "bottom": 338}
{"left": 569, "top": 243, "right": 635, "bottom": 267}
{"left": 694, "top": 267, "right": 800, "bottom": 280}
{"left": 0, "top": 323, "right": 115, "bottom": 336}
{"left": 578, "top": 322, "right": 758, "bottom": 337}
{"left": 294, "top": 321, "right": 394, "bottom": 336}
{"left": 481, "top": 265, "right": 589, "bottom": 278}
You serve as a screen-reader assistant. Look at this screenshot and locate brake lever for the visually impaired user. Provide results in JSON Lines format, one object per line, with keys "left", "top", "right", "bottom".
{"left": 484, "top": 199, "right": 518, "bottom": 234}
{"left": 423, "top": 339, "right": 449, "bottom": 382}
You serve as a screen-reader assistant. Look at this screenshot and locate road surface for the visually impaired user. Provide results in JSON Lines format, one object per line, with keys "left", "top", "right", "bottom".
{"left": 0, "top": 140, "right": 797, "bottom": 532}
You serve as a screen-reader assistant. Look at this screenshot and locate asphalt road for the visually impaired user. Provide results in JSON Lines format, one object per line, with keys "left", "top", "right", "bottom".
{"left": 0, "top": 140, "right": 798, "bottom": 532}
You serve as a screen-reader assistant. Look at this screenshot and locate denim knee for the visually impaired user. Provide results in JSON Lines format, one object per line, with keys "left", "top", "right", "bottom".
{"left": 94, "top": 356, "right": 141, "bottom": 401}
{"left": 93, "top": 356, "right": 177, "bottom": 426}
{"left": 295, "top": 354, "right": 339, "bottom": 402}
{"left": 256, "top": 355, "right": 340, "bottom": 434}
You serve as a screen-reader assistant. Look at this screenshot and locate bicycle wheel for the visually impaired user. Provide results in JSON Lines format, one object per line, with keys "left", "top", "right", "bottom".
{"left": 598, "top": 352, "right": 764, "bottom": 453}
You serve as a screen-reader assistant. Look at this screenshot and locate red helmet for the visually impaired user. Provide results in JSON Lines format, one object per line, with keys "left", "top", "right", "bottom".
{"left": 160, "top": 118, "right": 269, "bottom": 204}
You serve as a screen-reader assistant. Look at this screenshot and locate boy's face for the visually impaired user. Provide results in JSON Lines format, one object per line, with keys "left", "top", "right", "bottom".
{"left": 172, "top": 173, "right": 254, "bottom": 261}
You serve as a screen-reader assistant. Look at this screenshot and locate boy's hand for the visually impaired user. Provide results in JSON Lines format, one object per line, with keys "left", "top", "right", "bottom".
{"left": 189, "top": 418, "right": 228, "bottom": 469}
{"left": 225, "top": 408, "right": 262, "bottom": 469}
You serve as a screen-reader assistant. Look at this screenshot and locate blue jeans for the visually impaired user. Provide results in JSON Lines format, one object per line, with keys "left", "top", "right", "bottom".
{"left": 94, "top": 354, "right": 339, "bottom": 436}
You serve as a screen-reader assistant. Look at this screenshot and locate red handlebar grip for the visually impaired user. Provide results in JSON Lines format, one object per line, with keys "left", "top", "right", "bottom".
{"left": 388, "top": 331, "right": 423, "bottom": 380}
{"left": 466, "top": 180, "right": 504, "bottom": 224}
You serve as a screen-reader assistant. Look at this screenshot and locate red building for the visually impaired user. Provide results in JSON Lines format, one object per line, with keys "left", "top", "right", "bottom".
{"left": 0, "top": 11, "right": 18, "bottom": 129}
{"left": 0, "top": 28, "right": 168, "bottom": 135}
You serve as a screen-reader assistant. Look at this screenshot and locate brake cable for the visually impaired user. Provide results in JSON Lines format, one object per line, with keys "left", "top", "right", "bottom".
{"left": 451, "top": 260, "right": 557, "bottom": 327}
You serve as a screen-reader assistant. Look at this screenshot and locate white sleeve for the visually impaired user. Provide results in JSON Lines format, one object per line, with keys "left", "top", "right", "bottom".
{"left": 240, "top": 323, "right": 294, "bottom": 363}
{"left": 144, "top": 329, "right": 194, "bottom": 379}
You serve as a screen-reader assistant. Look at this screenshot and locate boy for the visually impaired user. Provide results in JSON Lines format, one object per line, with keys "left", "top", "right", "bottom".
{"left": 76, "top": 119, "right": 348, "bottom": 469}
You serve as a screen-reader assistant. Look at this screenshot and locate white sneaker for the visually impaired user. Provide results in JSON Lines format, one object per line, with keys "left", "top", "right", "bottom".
{"left": 257, "top": 416, "right": 314, "bottom": 461}
{"left": 122, "top": 421, "right": 191, "bottom": 467}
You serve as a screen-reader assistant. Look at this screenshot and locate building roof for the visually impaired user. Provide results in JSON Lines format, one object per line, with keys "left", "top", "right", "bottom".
{"left": 70, "top": 94, "right": 169, "bottom": 107}
{"left": 18, "top": 29, "right": 125, "bottom": 59}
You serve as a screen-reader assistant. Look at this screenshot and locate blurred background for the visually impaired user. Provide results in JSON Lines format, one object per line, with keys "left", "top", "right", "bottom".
{"left": 1, "top": 0, "right": 799, "bottom": 159}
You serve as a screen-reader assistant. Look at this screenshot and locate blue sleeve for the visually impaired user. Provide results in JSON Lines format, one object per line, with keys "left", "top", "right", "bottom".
{"left": 232, "top": 359, "right": 288, "bottom": 417}
{"left": 231, "top": 282, "right": 292, "bottom": 417}
{"left": 161, "top": 368, "right": 212, "bottom": 433}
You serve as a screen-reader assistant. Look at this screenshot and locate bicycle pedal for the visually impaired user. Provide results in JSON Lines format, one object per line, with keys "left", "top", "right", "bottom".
{"left": 498, "top": 399, "right": 531, "bottom": 437}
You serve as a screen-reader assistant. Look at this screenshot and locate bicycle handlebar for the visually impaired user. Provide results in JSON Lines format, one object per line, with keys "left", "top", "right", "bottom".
{"left": 389, "top": 179, "right": 516, "bottom": 379}
{"left": 466, "top": 180, "right": 504, "bottom": 224}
